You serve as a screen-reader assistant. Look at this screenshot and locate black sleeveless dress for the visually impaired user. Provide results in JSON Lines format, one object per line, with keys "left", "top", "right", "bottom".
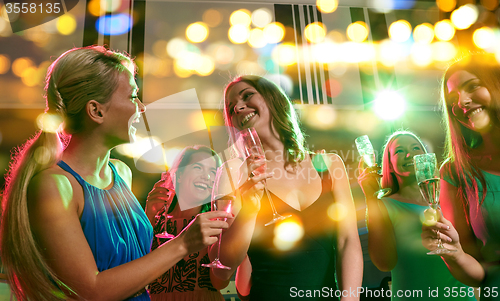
{"left": 247, "top": 155, "right": 339, "bottom": 300}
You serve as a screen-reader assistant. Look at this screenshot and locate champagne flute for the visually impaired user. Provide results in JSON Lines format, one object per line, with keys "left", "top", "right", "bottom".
{"left": 355, "top": 135, "right": 391, "bottom": 199}
{"left": 155, "top": 203, "right": 175, "bottom": 239}
{"left": 413, "top": 153, "right": 456, "bottom": 255}
{"left": 236, "top": 128, "right": 291, "bottom": 226}
{"left": 202, "top": 167, "right": 233, "bottom": 270}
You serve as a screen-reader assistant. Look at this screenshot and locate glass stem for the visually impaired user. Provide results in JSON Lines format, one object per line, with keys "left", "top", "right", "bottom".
{"left": 216, "top": 232, "right": 222, "bottom": 261}
{"left": 264, "top": 181, "right": 278, "bottom": 217}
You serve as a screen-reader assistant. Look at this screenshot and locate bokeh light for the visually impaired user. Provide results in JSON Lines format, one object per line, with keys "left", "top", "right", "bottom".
{"left": 21, "top": 67, "right": 39, "bottom": 86}
{"left": 389, "top": 20, "right": 412, "bottom": 43}
{"left": 304, "top": 22, "right": 327, "bottom": 43}
{"left": 273, "top": 218, "right": 304, "bottom": 251}
{"left": 432, "top": 41, "right": 457, "bottom": 62}
{"left": 308, "top": 106, "right": 337, "bottom": 129}
{"left": 36, "top": 113, "right": 63, "bottom": 133}
{"left": 373, "top": 91, "right": 406, "bottom": 120}
{"left": 340, "top": 42, "right": 375, "bottom": 63}
{"left": 203, "top": 9, "right": 222, "bottom": 27}
{"left": 101, "top": 0, "right": 122, "bottom": 12}
{"left": 195, "top": 55, "right": 215, "bottom": 76}
{"left": 186, "top": 22, "right": 209, "bottom": 43}
{"left": 252, "top": 8, "right": 272, "bottom": 28}
{"left": 57, "top": 14, "right": 77, "bottom": 35}
{"left": 272, "top": 43, "right": 297, "bottom": 66}
{"left": 209, "top": 44, "right": 235, "bottom": 65}
{"left": 434, "top": 20, "right": 455, "bottom": 41}
{"left": 481, "top": 0, "right": 499, "bottom": 11}
{"left": 167, "top": 38, "right": 189, "bottom": 59}
{"left": 88, "top": 0, "right": 102, "bottom": 16}
{"left": 263, "top": 22, "right": 285, "bottom": 44}
{"left": 228, "top": 24, "right": 250, "bottom": 44}
{"left": 248, "top": 28, "right": 267, "bottom": 48}
{"left": 230, "top": 9, "right": 252, "bottom": 27}
{"left": 413, "top": 23, "right": 434, "bottom": 44}
{"left": 347, "top": 21, "right": 369, "bottom": 43}
{"left": 325, "top": 79, "right": 342, "bottom": 98}
{"left": 0, "top": 55, "right": 10, "bottom": 74}
{"left": 12, "top": 57, "right": 34, "bottom": 77}
{"left": 96, "top": 14, "right": 131, "bottom": 35}
{"left": 410, "top": 43, "right": 432, "bottom": 67}
{"left": 473, "top": 27, "right": 495, "bottom": 49}
{"left": 450, "top": 4, "right": 478, "bottom": 30}
{"left": 378, "top": 40, "right": 402, "bottom": 67}
{"left": 437, "top": 0, "right": 456, "bottom": 12}
{"left": 312, "top": 41, "right": 338, "bottom": 64}
{"left": 327, "top": 203, "right": 347, "bottom": 221}
{"left": 316, "top": 0, "right": 339, "bottom": 13}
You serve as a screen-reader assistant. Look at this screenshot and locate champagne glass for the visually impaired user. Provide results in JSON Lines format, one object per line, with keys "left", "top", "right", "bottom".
{"left": 355, "top": 135, "right": 391, "bottom": 199}
{"left": 202, "top": 167, "right": 233, "bottom": 270}
{"left": 413, "top": 153, "right": 456, "bottom": 255}
{"left": 236, "top": 128, "right": 291, "bottom": 226}
{"left": 155, "top": 203, "right": 175, "bottom": 239}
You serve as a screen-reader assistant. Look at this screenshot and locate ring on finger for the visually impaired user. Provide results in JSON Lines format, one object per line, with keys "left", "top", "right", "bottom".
{"left": 249, "top": 171, "right": 256, "bottom": 178}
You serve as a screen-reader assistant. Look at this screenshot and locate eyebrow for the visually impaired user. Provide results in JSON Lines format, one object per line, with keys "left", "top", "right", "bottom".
{"left": 239, "top": 87, "right": 251, "bottom": 95}
{"left": 449, "top": 78, "right": 477, "bottom": 94}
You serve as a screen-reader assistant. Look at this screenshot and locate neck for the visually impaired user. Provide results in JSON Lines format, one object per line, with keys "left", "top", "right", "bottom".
{"left": 61, "top": 132, "right": 112, "bottom": 177}
{"left": 393, "top": 174, "right": 424, "bottom": 204}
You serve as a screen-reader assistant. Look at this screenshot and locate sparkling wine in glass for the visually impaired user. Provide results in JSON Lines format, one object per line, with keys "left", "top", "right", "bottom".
{"left": 237, "top": 128, "right": 291, "bottom": 226}
{"left": 202, "top": 167, "right": 233, "bottom": 270}
{"left": 413, "top": 153, "right": 456, "bottom": 255}
{"left": 355, "top": 135, "right": 391, "bottom": 199}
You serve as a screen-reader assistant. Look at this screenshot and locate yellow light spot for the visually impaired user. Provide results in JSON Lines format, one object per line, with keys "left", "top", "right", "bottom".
{"left": 213, "top": 45, "right": 234, "bottom": 65}
{"left": 346, "top": 21, "right": 369, "bottom": 43}
{"left": 195, "top": 55, "right": 215, "bottom": 76}
{"left": 248, "top": 28, "right": 267, "bottom": 48}
{"left": 451, "top": 4, "right": 478, "bottom": 30}
{"left": 434, "top": 20, "right": 455, "bottom": 41}
{"left": 432, "top": 41, "right": 457, "bottom": 62}
{"left": 327, "top": 203, "right": 347, "bottom": 221}
{"left": 316, "top": 0, "right": 338, "bottom": 13}
{"left": 57, "top": 14, "right": 77, "bottom": 35}
{"left": 473, "top": 27, "right": 495, "bottom": 49}
{"left": 0, "top": 54, "right": 10, "bottom": 74}
{"left": 327, "top": 30, "right": 345, "bottom": 43}
{"left": 230, "top": 9, "right": 252, "bottom": 26}
{"left": 378, "top": 39, "right": 402, "bottom": 67}
{"left": 167, "top": 38, "right": 189, "bottom": 59}
{"left": 21, "top": 67, "right": 39, "bottom": 86}
{"left": 189, "top": 111, "right": 207, "bottom": 131}
{"left": 173, "top": 60, "right": 192, "bottom": 78}
{"left": 304, "top": 22, "right": 327, "bottom": 43}
{"left": 437, "top": 0, "right": 456, "bottom": 12}
{"left": 34, "top": 146, "right": 52, "bottom": 165}
{"left": 413, "top": 23, "right": 434, "bottom": 44}
{"left": 228, "top": 24, "right": 250, "bottom": 44}
{"left": 186, "top": 22, "right": 209, "bottom": 43}
{"left": 273, "top": 218, "right": 304, "bottom": 251}
{"left": 339, "top": 42, "right": 375, "bottom": 63}
{"left": 12, "top": 57, "right": 34, "bottom": 77}
{"left": 252, "top": 8, "right": 272, "bottom": 28}
{"left": 410, "top": 43, "right": 432, "bottom": 67}
{"left": 88, "top": 0, "right": 103, "bottom": 16}
{"left": 263, "top": 22, "right": 285, "bottom": 44}
{"left": 36, "top": 113, "right": 63, "bottom": 133}
{"left": 481, "top": 0, "right": 498, "bottom": 11}
{"left": 203, "top": 9, "right": 222, "bottom": 27}
{"left": 389, "top": 20, "right": 412, "bottom": 43}
{"left": 311, "top": 41, "right": 339, "bottom": 64}
{"left": 272, "top": 43, "right": 297, "bottom": 66}
{"left": 152, "top": 40, "right": 168, "bottom": 58}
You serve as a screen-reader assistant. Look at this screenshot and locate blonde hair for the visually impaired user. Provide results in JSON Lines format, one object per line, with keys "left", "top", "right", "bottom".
{"left": 0, "top": 46, "right": 134, "bottom": 300}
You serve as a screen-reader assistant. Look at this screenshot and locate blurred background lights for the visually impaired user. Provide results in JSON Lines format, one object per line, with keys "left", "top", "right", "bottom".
{"left": 116, "top": 135, "right": 163, "bottom": 161}
{"left": 340, "top": 42, "right": 375, "bottom": 63}
{"left": 432, "top": 41, "right": 457, "bottom": 62}
{"left": 272, "top": 43, "right": 297, "bottom": 66}
{"left": 473, "top": 27, "right": 495, "bottom": 49}
{"left": 228, "top": 24, "right": 250, "bottom": 44}
{"left": 316, "top": 0, "right": 339, "bottom": 13}
{"left": 413, "top": 23, "right": 434, "bottom": 44}
{"left": 21, "top": 67, "right": 39, "bottom": 86}
{"left": 378, "top": 40, "right": 402, "bottom": 67}
{"left": 410, "top": 43, "right": 432, "bottom": 67}
{"left": 437, "top": 0, "right": 456, "bottom": 12}
{"left": 248, "top": 28, "right": 267, "bottom": 48}
{"left": 263, "top": 22, "right": 285, "bottom": 44}
{"left": 12, "top": 57, "right": 34, "bottom": 77}
{"left": 101, "top": 0, "right": 122, "bottom": 12}
{"left": 88, "top": 0, "right": 103, "bottom": 16}
{"left": 186, "top": 22, "right": 209, "bottom": 43}
{"left": 167, "top": 38, "right": 189, "bottom": 59}
{"left": 308, "top": 106, "right": 337, "bottom": 129}
{"left": 273, "top": 219, "right": 304, "bottom": 251}
{"left": 304, "top": 22, "right": 327, "bottom": 43}
{"left": 450, "top": 4, "right": 478, "bottom": 30}
{"left": 203, "top": 9, "right": 222, "bottom": 27}
{"left": 325, "top": 79, "right": 342, "bottom": 98}
{"left": 481, "top": 0, "right": 499, "bottom": 11}
{"left": 0, "top": 55, "right": 10, "bottom": 74}
{"left": 195, "top": 55, "right": 215, "bottom": 76}
{"left": 312, "top": 41, "right": 338, "bottom": 64}
{"left": 327, "top": 203, "right": 347, "bottom": 221}
{"left": 347, "top": 21, "right": 369, "bottom": 43}
{"left": 230, "top": 9, "right": 252, "bottom": 27}
{"left": 96, "top": 14, "right": 132, "bottom": 36}
{"left": 36, "top": 113, "right": 63, "bottom": 133}
{"left": 57, "top": 14, "right": 77, "bottom": 35}
{"left": 389, "top": 20, "right": 412, "bottom": 43}
{"left": 373, "top": 91, "right": 406, "bottom": 120}
{"left": 434, "top": 20, "right": 455, "bottom": 41}
{"left": 212, "top": 44, "right": 235, "bottom": 65}
{"left": 252, "top": 8, "right": 272, "bottom": 28}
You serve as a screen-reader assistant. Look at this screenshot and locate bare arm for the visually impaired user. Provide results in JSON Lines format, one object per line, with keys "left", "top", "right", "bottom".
{"left": 422, "top": 179, "right": 485, "bottom": 286}
{"left": 328, "top": 154, "right": 363, "bottom": 300}
{"left": 28, "top": 169, "right": 229, "bottom": 301}
{"left": 357, "top": 160, "right": 397, "bottom": 271}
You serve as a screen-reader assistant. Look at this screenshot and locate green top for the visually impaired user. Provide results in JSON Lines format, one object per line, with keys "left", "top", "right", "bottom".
{"left": 443, "top": 170, "right": 500, "bottom": 299}
{"left": 381, "top": 198, "right": 475, "bottom": 300}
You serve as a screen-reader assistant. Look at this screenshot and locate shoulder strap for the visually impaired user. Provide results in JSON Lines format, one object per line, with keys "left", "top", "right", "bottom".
{"left": 311, "top": 153, "right": 333, "bottom": 195}
{"left": 57, "top": 161, "right": 86, "bottom": 186}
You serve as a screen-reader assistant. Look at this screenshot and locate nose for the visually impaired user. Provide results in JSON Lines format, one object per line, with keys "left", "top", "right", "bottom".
{"left": 234, "top": 100, "right": 246, "bottom": 114}
{"left": 406, "top": 152, "right": 411, "bottom": 158}
{"left": 457, "top": 92, "right": 471, "bottom": 110}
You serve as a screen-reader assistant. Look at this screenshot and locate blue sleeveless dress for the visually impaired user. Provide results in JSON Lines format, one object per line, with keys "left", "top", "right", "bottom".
{"left": 58, "top": 161, "right": 153, "bottom": 300}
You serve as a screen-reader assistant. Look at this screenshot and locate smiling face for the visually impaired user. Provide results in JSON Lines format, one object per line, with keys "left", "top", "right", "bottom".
{"left": 176, "top": 151, "right": 217, "bottom": 210}
{"left": 388, "top": 135, "right": 425, "bottom": 178}
{"left": 225, "top": 81, "right": 272, "bottom": 133}
{"left": 104, "top": 71, "right": 145, "bottom": 144}
{"left": 446, "top": 70, "right": 493, "bottom": 132}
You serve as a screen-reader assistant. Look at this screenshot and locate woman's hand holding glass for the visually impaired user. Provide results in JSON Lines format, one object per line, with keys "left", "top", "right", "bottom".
{"left": 357, "top": 158, "right": 384, "bottom": 200}
{"left": 421, "top": 209, "right": 462, "bottom": 257}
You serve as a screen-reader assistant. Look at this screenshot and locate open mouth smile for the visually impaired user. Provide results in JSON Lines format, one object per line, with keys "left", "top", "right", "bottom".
{"left": 241, "top": 112, "right": 256, "bottom": 127}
